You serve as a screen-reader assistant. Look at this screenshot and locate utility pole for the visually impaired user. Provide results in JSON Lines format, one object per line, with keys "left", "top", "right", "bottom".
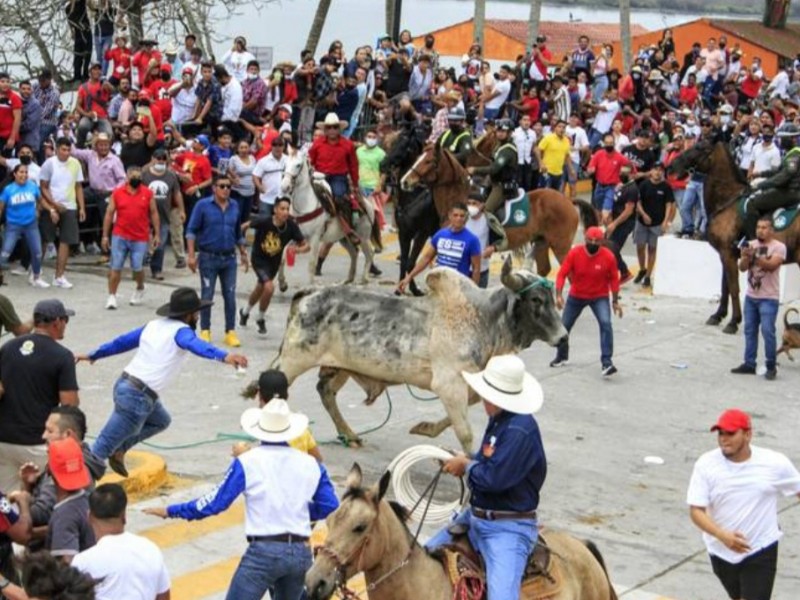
{"left": 392, "top": 0, "right": 403, "bottom": 42}
{"left": 620, "top": 0, "right": 632, "bottom": 74}
{"left": 526, "top": 0, "right": 542, "bottom": 50}
{"left": 385, "top": 0, "right": 395, "bottom": 37}
{"left": 474, "top": 0, "right": 486, "bottom": 46}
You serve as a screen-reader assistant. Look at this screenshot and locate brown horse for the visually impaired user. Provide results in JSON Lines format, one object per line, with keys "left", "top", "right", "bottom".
{"left": 306, "top": 464, "right": 618, "bottom": 600}
{"left": 399, "top": 144, "right": 598, "bottom": 277}
{"left": 668, "top": 141, "right": 800, "bottom": 334}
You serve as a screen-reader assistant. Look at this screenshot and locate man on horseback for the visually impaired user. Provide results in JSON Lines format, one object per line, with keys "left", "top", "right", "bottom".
{"left": 742, "top": 123, "right": 800, "bottom": 240}
{"left": 468, "top": 119, "right": 519, "bottom": 218}
{"left": 435, "top": 106, "right": 474, "bottom": 167}
{"left": 426, "top": 354, "right": 546, "bottom": 600}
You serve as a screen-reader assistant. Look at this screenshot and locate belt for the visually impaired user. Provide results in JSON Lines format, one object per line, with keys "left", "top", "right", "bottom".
{"left": 246, "top": 534, "right": 309, "bottom": 544}
{"left": 120, "top": 372, "right": 158, "bottom": 402}
{"left": 472, "top": 508, "right": 537, "bottom": 521}
{"left": 198, "top": 249, "right": 237, "bottom": 257}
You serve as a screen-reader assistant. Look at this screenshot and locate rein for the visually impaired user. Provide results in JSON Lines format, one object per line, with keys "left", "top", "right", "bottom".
{"left": 516, "top": 277, "right": 554, "bottom": 295}
{"left": 286, "top": 159, "right": 328, "bottom": 222}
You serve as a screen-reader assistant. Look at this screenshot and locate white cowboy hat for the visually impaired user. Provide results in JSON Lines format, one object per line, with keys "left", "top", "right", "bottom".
{"left": 462, "top": 355, "right": 543, "bottom": 414}
{"left": 240, "top": 400, "right": 309, "bottom": 443}
{"left": 315, "top": 112, "right": 348, "bottom": 130}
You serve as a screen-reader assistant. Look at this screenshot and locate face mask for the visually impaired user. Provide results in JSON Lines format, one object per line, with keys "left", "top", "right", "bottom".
{"left": 586, "top": 243, "right": 600, "bottom": 255}
{"left": 721, "top": 115, "right": 731, "bottom": 125}
{"left": 366, "top": 137, "right": 378, "bottom": 147}
{"left": 19, "top": 155, "right": 32, "bottom": 165}
{"left": 161, "top": 72, "right": 170, "bottom": 82}
{"left": 620, "top": 174, "right": 630, "bottom": 184}
{"left": 763, "top": 135, "right": 774, "bottom": 142}
{"left": 247, "top": 73, "right": 258, "bottom": 80}
{"left": 467, "top": 205, "right": 480, "bottom": 217}
{"left": 604, "top": 145, "right": 615, "bottom": 152}
{"left": 451, "top": 124, "right": 463, "bottom": 133}
{"left": 426, "top": 41, "right": 434, "bottom": 49}
{"left": 153, "top": 163, "right": 167, "bottom": 173}
{"left": 129, "top": 177, "right": 142, "bottom": 188}
{"left": 687, "top": 120, "right": 696, "bottom": 127}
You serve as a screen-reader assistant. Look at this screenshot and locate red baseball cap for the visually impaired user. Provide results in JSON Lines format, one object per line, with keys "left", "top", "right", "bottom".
{"left": 48, "top": 438, "right": 91, "bottom": 491}
{"left": 137, "top": 89, "right": 152, "bottom": 101}
{"left": 160, "top": 63, "right": 172, "bottom": 74}
{"left": 585, "top": 226, "right": 605, "bottom": 241}
{"left": 710, "top": 409, "right": 751, "bottom": 433}
{"left": 181, "top": 65, "right": 194, "bottom": 75}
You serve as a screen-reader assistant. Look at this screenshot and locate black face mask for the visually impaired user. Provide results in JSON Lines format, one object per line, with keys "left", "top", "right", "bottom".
{"left": 187, "top": 316, "right": 198, "bottom": 330}
{"left": 620, "top": 174, "right": 630, "bottom": 184}
{"left": 451, "top": 123, "right": 463, "bottom": 132}
{"left": 719, "top": 43, "right": 726, "bottom": 49}
{"left": 19, "top": 155, "right": 32, "bottom": 165}
{"left": 426, "top": 41, "right": 434, "bottom": 49}
{"left": 161, "top": 72, "right": 171, "bottom": 82}
{"left": 129, "top": 177, "right": 142, "bottom": 188}
{"left": 604, "top": 145, "right": 615, "bottom": 152}
{"left": 586, "top": 243, "right": 600, "bottom": 255}
{"left": 763, "top": 135, "right": 774, "bottom": 143}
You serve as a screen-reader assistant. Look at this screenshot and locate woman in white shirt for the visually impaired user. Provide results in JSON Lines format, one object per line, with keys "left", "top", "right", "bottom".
{"left": 227, "top": 140, "right": 257, "bottom": 221}
{"left": 737, "top": 120, "right": 761, "bottom": 180}
{"left": 222, "top": 36, "right": 256, "bottom": 83}
{"left": 611, "top": 119, "right": 630, "bottom": 152}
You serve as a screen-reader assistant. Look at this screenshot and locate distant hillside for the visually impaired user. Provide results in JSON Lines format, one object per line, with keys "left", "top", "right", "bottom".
{"left": 499, "top": 0, "right": 800, "bottom": 18}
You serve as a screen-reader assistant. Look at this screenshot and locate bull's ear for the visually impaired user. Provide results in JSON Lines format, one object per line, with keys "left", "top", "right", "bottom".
{"left": 346, "top": 463, "right": 363, "bottom": 491}
{"left": 501, "top": 255, "right": 513, "bottom": 279}
{"left": 370, "top": 470, "right": 391, "bottom": 504}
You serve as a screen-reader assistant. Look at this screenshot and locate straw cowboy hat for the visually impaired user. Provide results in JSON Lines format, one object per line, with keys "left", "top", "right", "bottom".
{"left": 316, "top": 113, "right": 348, "bottom": 130}
{"left": 462, "top": 355, "right": 543, "bottom": 414}
{"left": 240, "top": 400, "right": 309, "bottom": 443}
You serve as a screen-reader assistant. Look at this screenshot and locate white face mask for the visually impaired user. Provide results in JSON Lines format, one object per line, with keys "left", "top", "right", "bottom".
{"left": 247, "top": 73, "right": 258, "bottom": 80}
{"left": 366, "top": 137, "right": 378, "bottom": 147}
{"left": 152, "top": 163, "right": 167, "bottom": 174}
{"left": 467, "top": 205, "right": 480, "bottom": 217}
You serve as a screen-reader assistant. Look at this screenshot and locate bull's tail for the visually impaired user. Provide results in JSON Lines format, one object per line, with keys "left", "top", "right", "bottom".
{"left": 784, "top": 307, "right": 799, "bottom": 329}
{"left": 371, "top": 216, "right": 383, "bottom": 252}
{"left": 584, "top": 540, "right": 618, "bottom": 600}
{"left": 573, "top": 198, "right": 599, "bottom": 229}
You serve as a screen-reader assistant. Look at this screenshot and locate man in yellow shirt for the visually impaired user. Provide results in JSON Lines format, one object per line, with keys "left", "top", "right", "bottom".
{"left": 534, "top": 119, "right": 574, "bottom": 191}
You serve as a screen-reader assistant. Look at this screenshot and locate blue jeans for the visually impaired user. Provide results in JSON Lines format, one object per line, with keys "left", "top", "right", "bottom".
{"left": 555, "top": 296, "right": 614, "bottom": 367}
{"left": 592, "top": 75, "right": 608, "bottom": 103}
{"left": 588, "top": 128, "right": 604, "bottom": 150}
{"left": 427, "top": 509, "right": 537, "bottom": 600}
{"left": 94, "top": 34, "right": 113, "bottom": 74}
{"left": 109, "top": 236, "right": 148, "bottom": 271}
{"left": 149, "top": 222, "right": 171, "bottom": 275}
{"left": 478, "top": 270, "right": 489, "bottom": 288}
{"left": 226, "top": 540, "right": 312, "bottom": 600}
{"left": 1, "top": 221, "right": 42, "bottom": 276}
{"left": 743, "top": 296, "right": 779, "bottom": 370}
{"left": 483, "top": 107, "right": 500, "bottom": 121}
{"left": 681, "top": 179, "right": 706, "bottom": 235}
{"left": 592, "top": 183, "right": 616, "bottom": 212}
{"left": 92, "top": 377, "right": 172, "bottom": 460}
{"left": 542, "top": 173, "right": 564, "bottom": 191}
{"left": 325, "top": 174, "right": 349, "bottom": 198}
{"left": 199, "top": 252, "right": 238, "bottom": 331}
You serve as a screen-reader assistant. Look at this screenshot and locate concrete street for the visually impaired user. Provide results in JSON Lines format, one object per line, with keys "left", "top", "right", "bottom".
{"left": 6, "top": 228, "right": 799, "bottom": 599}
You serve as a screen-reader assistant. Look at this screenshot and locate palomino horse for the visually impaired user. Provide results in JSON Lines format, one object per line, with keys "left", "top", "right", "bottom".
{"left": 400, "top": 144, "right": 598, "bottom": 277}
{"left": 306, "top": 465, "right": 618, "bottom": 600}
{"left": 279, "top": 150, "right": 376, "bottom": 287}
{"left": 668, "top": 140, "right": 800, "bottom": 334}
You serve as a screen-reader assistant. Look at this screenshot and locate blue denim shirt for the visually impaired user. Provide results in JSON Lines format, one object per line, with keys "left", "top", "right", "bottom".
{"left": 186, "top": 196, "right": 245, "bottom": 253}
{"left": 467, "top": 411, "right": 547, "bottom": 512}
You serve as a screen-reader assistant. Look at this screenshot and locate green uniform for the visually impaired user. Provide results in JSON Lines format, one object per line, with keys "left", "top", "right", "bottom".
{"left": 474, "top": 142, "right": 519, "bottom": 214}
{"left": 744, "top": 147, "right": 800, "bottom": 238}
{"left": 0, "top": 295, "right": 22, "bottom": 338}
{"left": 437, "top": 128, "right": 474, "bottom": 166}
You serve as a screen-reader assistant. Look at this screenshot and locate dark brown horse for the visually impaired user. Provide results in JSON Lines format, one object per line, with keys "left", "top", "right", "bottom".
{"left": 399, "top": 144, "right": 597, "bottom": 277}
{"left": 669, "top": 140, "right": 800, "bottom": 333}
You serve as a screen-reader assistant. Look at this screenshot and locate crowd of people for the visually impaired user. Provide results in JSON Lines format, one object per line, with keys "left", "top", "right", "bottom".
{"left": 0, "top": 5, "right": 799, "bottom": 598}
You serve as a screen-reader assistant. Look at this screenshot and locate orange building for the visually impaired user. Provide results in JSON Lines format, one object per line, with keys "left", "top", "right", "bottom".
{"left": 610, "top": 18, "right": 800, "bottom": 78}
{"left": 413, "top": 18, "right": 648, "bottom": 65}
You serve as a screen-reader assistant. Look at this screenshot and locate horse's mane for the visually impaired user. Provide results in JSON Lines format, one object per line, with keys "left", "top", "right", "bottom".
{"left": 341, "top": 487, "right": 418, "bottom": 547}
{"left": 715, "top": 141, "right": 747, "bottom": 186}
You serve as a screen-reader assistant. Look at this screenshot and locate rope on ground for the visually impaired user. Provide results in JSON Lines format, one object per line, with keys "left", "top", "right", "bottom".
{"left": 319, "top": 388, "right": 394, "bottom": 447}
{"left": 405, "top": 384, "right": 439, "bottom": 401}
{"left": 387, "top": 444, "right": 469, "bottom": 525}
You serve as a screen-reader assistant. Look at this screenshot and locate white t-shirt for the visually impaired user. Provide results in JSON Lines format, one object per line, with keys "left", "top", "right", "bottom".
{"left": 565, "top": 125, "right": 589, "bottom": 165}
{"left": 5, "top": 159, "right": 41, "bottom": 184}
{"left": 593, "top": 100, "right": 620, "bottom": 134}
{"left": 39, "top": 156, "right": 84, "bottom": 209}
{"left": 72, "top": 532, "right": 170, "bottom": 600}
{"left": 222, "top": 50, "right": 256, "bottom": 83}
{"left": 687, "top": 445, "right": 800, "bottom": 564}
{"left": 613, "top": 133, "right": 631, "bottom": 153}
{"left": 485, "top": 78, "right": 511, "bottom": 111}
{"left": 512, "top": 127, "right": 537, "bottom": 165}
{"left": 171, "top": 87, "right": 196, "bottom": 125}
{"left": 222, "top": 78, "right": 243, "bottom": 122}
{"left": 466, "top": 214, "right": 490, "bottom": 272}
{"left": 253, "top": 153, "right": 287, "bottom": 206}
{"left": 751, "top": 142, "right": 782, "bottom": 177}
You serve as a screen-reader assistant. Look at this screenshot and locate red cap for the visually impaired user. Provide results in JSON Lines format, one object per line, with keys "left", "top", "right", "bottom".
{"left": 137, "top": 89, "right": 152, "bottom": 101}
{"left": 181, "top": 66, "right": 194, "bottom": 75}
{"left": 585, "top": 226, "right": 605, "bottom": 241}
{"left": 48, "top": 438, "right": 90, "bottom": 492}
{"left": 710, "top": 409, "right": 751, "bottom": 433}
{"left": 160, "top": 63, "right": 172, "bottom": 74}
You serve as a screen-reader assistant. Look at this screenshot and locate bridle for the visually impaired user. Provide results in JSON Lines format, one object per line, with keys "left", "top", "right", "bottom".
{"left": 282, "top": 157, "right": 307, "bottom": 196}
{"left": 408, "top": 147, "right": 468, "bottom": 188}
{"left": 515, "top": 277, "right": 554, "bottom": 295}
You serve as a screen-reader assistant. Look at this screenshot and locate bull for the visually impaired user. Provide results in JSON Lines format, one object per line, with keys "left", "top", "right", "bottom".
{"left": 270, "top": 257, "right": 567, "bottom": 451}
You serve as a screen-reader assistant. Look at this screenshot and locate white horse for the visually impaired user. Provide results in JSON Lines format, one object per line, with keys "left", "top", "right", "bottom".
{"left": 278, "top": 149, "right": 376, "bottom": 288}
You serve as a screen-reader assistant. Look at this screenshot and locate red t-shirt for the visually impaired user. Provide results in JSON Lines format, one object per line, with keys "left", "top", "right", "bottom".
{"left": 105, "top": 47, "right": 132, "bottom": 80}
{"left": 148, "top": 80, "right": 175, "bottom": 121}
{"left": 520, "top": 97, "right": 540, "bottom": 122}
{"left": 740, "top": 74, "right": 762, "bottom": 100}
{"left": 132, "top": 50, "right": 163, "bottom": 86}
{"left": 173, "top": 151, "right": 213, "bottom": 193}
{"left": 0, "top": 91, "right": 23, "bottom": 138}
{"left": 308, "top": 136, "right": 359, "bottom": 185}
{"left": 556, "top": 245, "right": 620, "bottom": 299}
{"left": 679, "top": 86, "right": 698, "bottom": 106}
{"left": 77, "top": 81, "right": 111, "bottom": 119}
{"left": 665, "top": 150, "right": 688, "bottom": 190}
{"left": 588, "top": 149, "right": 632, "bottom": 185}
{"left": 112, "top": 184, "right": 154, "bottom": 242}
{"left": 137, "top": 103, "right": 165, "bottom": 142}
{"left": 255, "top": 128, "right": 280, "bottom": 160}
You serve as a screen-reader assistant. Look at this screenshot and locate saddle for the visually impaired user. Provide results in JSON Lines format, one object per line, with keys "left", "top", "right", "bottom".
{"left": 738, "top": 193, "right": 800, "bottom": 232}
{"left": 438, "top": 525, "right": 563, "bottom": 600}
{"left": 310, "top": 173, "right": 337, "bottom": 217}
{"left": 498, "top": 189, "right": 531, "bottom": 228}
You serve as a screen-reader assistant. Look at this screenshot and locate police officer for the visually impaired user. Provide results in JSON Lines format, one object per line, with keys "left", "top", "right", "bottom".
{"left": 436, "top": 106, "right": 473, "bottom": 166}
{"left": 469, "top": 119, "right": 519, "bottom": 216}
{"left": 742, "top": 123, "right": 800, "bottom": 240}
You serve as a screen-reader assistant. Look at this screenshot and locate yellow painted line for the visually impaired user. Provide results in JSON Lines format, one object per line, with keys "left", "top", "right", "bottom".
{"left": 138, "top": 502, "right": 245, "bottom": 550}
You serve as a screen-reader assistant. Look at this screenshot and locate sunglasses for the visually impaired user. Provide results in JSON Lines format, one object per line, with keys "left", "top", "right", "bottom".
{"left": 325, "top": 125, "right": 339, "bottom": 130}
{"left": 216, "top": 184, "right": 231, "bottom": 189}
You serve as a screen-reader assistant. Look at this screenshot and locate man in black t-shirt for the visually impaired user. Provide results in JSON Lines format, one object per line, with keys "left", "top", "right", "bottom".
{"left": 120, "top": 122, "right": 157, "bottom": 169}
{"left": 142, "top": 150, "right": 183, "bottom": 279}
{"left": 605, "top": 167, "right": 639, "bottom": 284}
{"left": 633, "top": 164, "right": 675, "bottom": 288}
{"left": 239, "top": 197, "right": 309, "bottom": 335}
{"left": 0, "top": 299, "right": 79, "bottom": 493}
{"left": 622, "top": 130, "right": 659, "bottom": 183}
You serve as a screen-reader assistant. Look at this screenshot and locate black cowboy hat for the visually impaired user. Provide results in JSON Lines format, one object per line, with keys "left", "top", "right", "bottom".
{"left": 156, "top": 287, "right": 213, "bottom": 318}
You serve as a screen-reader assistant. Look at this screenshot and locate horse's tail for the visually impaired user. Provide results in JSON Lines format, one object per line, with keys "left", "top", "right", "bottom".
{"left": 573, "top": 198, "right": 599, "bottom": 229}
{"left": 370, "top": 214, "right": 383, "bottom": 252}
{"left": 584, "top": 540, "right": 618, "bottom": 600}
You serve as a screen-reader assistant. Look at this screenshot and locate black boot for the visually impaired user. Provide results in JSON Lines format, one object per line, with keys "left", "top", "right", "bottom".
{"left": 742, "top": 212, "right": 759, "bottom": 242}
{"left": 315, "top": 256, "right": 326, "bottom": 276}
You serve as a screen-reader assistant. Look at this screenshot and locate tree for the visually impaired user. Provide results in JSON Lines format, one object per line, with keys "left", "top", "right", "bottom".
{"left": 526, "top": 0, "right": 542, "bottom": 51}
{"left": 620, "top": 0, "right": 632, "bottom": 74}
{"left": 763, "top": 0, "right": 791, "bottom": 28}
{"left": 474, "top": 0, "right": 486, "bottom": 47}
{"left": 306, "top": 0, "right": 332, "bottom": 57}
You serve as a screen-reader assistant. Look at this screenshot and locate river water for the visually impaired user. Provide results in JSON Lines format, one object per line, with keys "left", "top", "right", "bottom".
{"left": 212, "top": 0, "right": 701, "bottom": 64}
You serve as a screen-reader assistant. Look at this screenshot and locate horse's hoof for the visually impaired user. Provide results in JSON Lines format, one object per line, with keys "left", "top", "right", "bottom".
{"left": 706, "top": 315, "right": 722, "bottom": 326}
{"left": 723, "top": 323, "right": 739, "bottom": 335}
{"left": 279, "top": 282, "right": 289, "bottom": 293}
{"left": 409, "top": 421, "right": 440, "bottom": 438}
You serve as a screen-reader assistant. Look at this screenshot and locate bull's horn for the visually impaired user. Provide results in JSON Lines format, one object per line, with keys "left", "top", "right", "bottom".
{"left": 501, "top": 256, "right": 524, "bottom": 292}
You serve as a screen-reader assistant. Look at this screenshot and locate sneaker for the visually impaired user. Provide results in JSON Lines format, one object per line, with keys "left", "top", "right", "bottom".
{"left": 224, "top": 330, "right": 242, "bottom": 347}
{"left": 602, "top": 364, "right": 618, "bottom": 377}
{"left": 30, "top": 276, "right": 50, "bottom": 288}
{"left": 175, "top": 258, "right": 187, "bottom": 269}
{"left": 129, "top": 289, "right": 145, "bottom": 305}
{"left": 199, "top": 330, "right": 211, "bottom": 342}
{"left": 550, "top": 357, "right": 569, "bottom": 368}
{"left": 730, "top": 363, "right": 756, "bottom": 375}
{"left": 369, "top": 264, "right": 383, "bottom": 277}
{"left": 633, "top": 269, "right": 647, "bottom": 284}
{"left": 10, "top": 266, "right": 29, "bottom": 276}
{"left": 619, "top": 272, "right": 633, "bottom": 286}
{"left": 108, "top": 451, "right": 129, "bottom": 478}
{"left": 105, "top": 294, "right": 118, "bottom": 310}
{"left": 87, "top": 242, "right": 102, "bottom": 255}
{"left": 52, "top": 276, "right": 73, "bottom": 289}
{"left": 45, "top": 243, "right": 57, "bottom": 260}
{"left": 642, "top": 276, "right": 652, "bottom": 288}
{"left": 256, "top": 319, "right": 267, "bottom": 335}
{"left": 765, "top": 368, "right": 777, "bottom": 381}
{"left": 239, "top": 308, "right": 250, "bottom": 327}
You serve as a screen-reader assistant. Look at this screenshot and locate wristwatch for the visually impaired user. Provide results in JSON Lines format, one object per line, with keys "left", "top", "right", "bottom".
{"left": 0, "top": 575, "right": 10, "bottom": 589}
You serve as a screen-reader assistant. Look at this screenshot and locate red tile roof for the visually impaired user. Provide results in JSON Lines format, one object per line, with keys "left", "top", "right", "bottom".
{"left": 486, "top": 19, "right": 649, "bottom": 59}
{"left": 709, "top": 18, "right": 800, "bottom": 60}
